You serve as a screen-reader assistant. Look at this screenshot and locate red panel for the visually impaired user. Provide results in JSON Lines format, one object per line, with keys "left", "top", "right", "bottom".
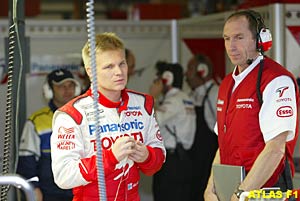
{"left": 0, "top": 0, "right": 40, "bottom": 17}
{"left": 238, "top": 0, "right": 300, "bottom": 9}
{"left": 183, "top": 38, "right": 226, "bottom": 81}
{"left": 288, "top": 26, "right": 300, "bottom": 46}
{"left": 133, "top": 3, "right": 183, "bottom": 20}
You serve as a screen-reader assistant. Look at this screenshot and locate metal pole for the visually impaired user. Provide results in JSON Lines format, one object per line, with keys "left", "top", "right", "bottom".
{"left": 171, "top": 19, "right": 178, "bottom": 63}
{"left": 272, "top": 3, "right": 285, "bottom": 66}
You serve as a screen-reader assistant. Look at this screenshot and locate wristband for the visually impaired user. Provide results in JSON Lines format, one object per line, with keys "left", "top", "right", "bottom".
{"left": 234, "top": 188, "right": 245, "bottom": 199}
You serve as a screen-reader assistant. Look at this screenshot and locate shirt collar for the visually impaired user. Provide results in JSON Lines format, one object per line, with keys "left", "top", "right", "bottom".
{"left": 49, "top": 99, "right": 58, "bottom": 113}
{"left": 232, "top": 55, "right": 264, "bottom": 83}
{"left": 165, "top": 87, "right": 180, "bottom": 97}
{"left": 87, "top": 88, "right": 129, "bottom": 113}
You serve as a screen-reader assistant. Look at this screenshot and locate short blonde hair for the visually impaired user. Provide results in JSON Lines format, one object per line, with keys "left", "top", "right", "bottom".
{"left": 82, "top": 32, "right": 124, "bottom": 67}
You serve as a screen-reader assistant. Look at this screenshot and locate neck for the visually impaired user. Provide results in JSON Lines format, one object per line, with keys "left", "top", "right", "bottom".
{"left": 100, "top": 89, "right": 122, "bottom": 102}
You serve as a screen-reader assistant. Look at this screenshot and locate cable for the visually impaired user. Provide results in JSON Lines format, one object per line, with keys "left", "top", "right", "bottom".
{"left": 1, "top": 0, "right": 26, "bottom": 200}
{"left": 86, "top": 0, "right": 107, "bottom": 200}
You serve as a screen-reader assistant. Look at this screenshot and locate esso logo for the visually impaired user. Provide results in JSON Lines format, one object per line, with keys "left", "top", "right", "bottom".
{"left": 276, "top": 106, "right": 293, "bottom": 117}
{"left": 124, "top": 111, "right": 143, "bottom": 117}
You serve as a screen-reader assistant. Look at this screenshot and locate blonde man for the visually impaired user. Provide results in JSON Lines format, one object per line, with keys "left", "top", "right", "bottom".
{"left": 51, "top": 32, "right": 166, "bottom": 201}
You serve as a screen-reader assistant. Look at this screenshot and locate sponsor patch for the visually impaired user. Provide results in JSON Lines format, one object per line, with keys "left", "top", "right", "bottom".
{"left": 156, "top": 130, "right": 163, "bottom": 141}
{"left": 236, "top": 104, "right": 252, "bottom": 109}
{"left": 276, "top": 106, "right": 293, "bottom": 117}
{"left": 276, "top": 86, "right": 289, "bottom": 98}
{"left": 217, "top": 99, "right": 224, "bottom": 105}
{"left": 124, "top": 111, "right": 143, "bottom": 117}
{"left": 57, "top": 140, "right": 76, "bottom": 150}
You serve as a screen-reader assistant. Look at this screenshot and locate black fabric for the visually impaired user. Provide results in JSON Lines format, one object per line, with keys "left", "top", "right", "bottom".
{"left": 188, "top": 106, "right": 218, "bottom": 201}
{"left": 188, "top": 84, "right": 218, "bottom": 201}
{"left": 153, "top": 150, "right": 193, "bottom": 201}
{"left": 153, "top": 125, "right": 193, "bottom": 201}
{"left": 274, "top": 158, "right": 293, "bottom": 191}
{"left": 164, "top": 125, "right": 190, "bottom": 161}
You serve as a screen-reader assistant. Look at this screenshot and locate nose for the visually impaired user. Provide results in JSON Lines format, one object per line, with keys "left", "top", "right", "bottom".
{"left": 227, "top": 39, "right": 236, "bottom": 51}
{"left": 114, "top": 66, "right": 123, "bottom": 75}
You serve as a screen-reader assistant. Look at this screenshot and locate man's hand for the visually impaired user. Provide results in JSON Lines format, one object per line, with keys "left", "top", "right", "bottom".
{"left": 204, "top": 188, "right": 219, "bottom": 201}
{"left": 111, "top": 136, "right": 136, "bottom": 162}
{"left": 34, "top": 187, "right": 43, "bottom": 201}
{"left": 129, "top": 141, "right": 149, "bottom": 163}
{"left": 231, "top": 194, "right": 239, "bottom": 201}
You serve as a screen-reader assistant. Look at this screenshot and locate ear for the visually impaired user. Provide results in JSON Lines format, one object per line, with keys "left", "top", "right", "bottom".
{"left": 85, "top": 67, "right": 92, "bottom": 79}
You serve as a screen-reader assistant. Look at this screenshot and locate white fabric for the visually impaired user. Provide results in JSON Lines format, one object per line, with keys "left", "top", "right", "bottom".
{"left": 155, "top": 88, "right": 196, "bottom": 150}
{"left": 51, "top": 92, "right": 166, "bottom": 189}
{"left": 192, "top": 79, "right": 219, "bottom": 131}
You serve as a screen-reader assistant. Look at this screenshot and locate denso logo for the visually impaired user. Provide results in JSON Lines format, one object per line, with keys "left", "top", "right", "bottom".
{"left": 276, "top": 106, "right": 293, "bottom": 117}
{"left": 124, "top": 111, "right": 142, "bottom": 117}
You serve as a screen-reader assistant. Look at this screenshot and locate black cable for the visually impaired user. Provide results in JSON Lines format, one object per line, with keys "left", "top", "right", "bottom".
{"left": 256, "top": 58, "right": 264, "bottom": 106}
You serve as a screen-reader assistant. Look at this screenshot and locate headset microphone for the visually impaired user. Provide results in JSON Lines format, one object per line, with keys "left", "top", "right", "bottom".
{"left": 246, "top": 59, "right": 254, "bottom": 65}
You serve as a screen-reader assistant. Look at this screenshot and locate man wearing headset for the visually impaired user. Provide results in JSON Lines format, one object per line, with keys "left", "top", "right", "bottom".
{"left": 17, "top": 68, "right": 80, "bottom": 201}
{"left": 204, "top": 10, "right": 299, "bottom": 201}
{"left": 185, "top": 54, "right": 219, "bottom": 201}
{"left": 150, "top": 61, "right": 196, "bottom": 201}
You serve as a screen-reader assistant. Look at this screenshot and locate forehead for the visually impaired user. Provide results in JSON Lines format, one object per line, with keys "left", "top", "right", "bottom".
{"left": 53, "top": 80, "right": 75, "bottom": 87}
{"left": 187, "top": 57, "right": 198, "bottom": 68}
{"left": 223, "top": 16, "right": 250, "bottom": 35}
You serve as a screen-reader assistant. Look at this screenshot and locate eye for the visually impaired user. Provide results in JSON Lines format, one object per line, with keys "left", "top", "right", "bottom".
{"left": 103, "top": 64, "right": 113, "bottom": 69}
{"left": 224, "top": 36, "right": 230, "bottom": 41}
{"left": 120, "top": 61, "right": 126, "bottom": 67}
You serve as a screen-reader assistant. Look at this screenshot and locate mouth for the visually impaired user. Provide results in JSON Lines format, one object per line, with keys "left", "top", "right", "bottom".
{"left": 115, "top": 79, "right": 126, "bottom": 84}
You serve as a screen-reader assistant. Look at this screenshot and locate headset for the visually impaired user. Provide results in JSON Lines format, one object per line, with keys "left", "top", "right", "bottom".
{"left": 195, "top": 54, "right": 212, "bottom": 80}
{"left": 244, "top": 10, "right": 272, "bottom": 53}
{"left": 241, "top": 10, "right": 273, "bottom": 105}
{"left": 43, "top": 79, "right": 81, "bottom": 100}
{"left": 197, "top": 63, "right": 209, "bottom": 79}
{"left": 161, "top": 70, "right": 174, "bottom": 86}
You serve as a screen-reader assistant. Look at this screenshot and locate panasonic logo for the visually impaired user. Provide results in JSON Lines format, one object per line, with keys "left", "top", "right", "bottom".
{"left": 89, "top": 119, "right": 144, "bottom": 135}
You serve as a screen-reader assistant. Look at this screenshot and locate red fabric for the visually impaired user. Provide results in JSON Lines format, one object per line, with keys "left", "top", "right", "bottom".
{"left": 137, "top": 147, "right": 165, "bottom": 176}
{"left": 217, "top": 57, "right": 299, "bottom": 187}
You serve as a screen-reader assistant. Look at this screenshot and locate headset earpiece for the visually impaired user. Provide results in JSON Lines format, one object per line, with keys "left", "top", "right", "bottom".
{"left": 43, "top": 82, "right": 53, "bottom": 100}
{"left": 197, "top": 63, "right": 209, "bottom": 79}
{"left": 74, "top": 80, "right": 81, "bottom": 96}
{"left": 162, "top": 71, "right": 174, "bottom": 86}
{"left": 246, "top": 10, "right": 272, "bottom": 53}
{"left": 258, "top": 28, "right": 272, "bottom": 52}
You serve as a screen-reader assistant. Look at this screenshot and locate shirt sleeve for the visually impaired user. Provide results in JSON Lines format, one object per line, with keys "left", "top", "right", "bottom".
{"left": 51, "top": 111, "right": 89, "bottom": 189}
{"left": 259, "top": 75, "right": 297, "bottom": 142}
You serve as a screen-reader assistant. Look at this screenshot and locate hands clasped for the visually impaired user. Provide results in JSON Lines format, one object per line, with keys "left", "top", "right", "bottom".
{"left": 112, "top": 136, "right": 149, "bottom": 163}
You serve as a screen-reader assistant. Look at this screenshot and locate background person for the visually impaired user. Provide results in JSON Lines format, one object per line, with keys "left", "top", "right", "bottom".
{"left": 150, "top": 61, "right": 196, "bottom": 201}
{"left": 51, "top": 32, "right": 166, "bottom": 201}
{"left": 204, "top": 10, "right": 299, "bottom": 201}
{"left": 125, "top": 48, "right": 136, "bottom": 78}
{"left": 185, "top": 54, "right": 219, "bottom": 201}
{"left": 17, "top": 68, "right": 80, "bottom": 201}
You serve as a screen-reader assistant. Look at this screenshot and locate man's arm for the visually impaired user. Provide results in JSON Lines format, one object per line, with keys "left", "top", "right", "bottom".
{"left": 204, "top": 149, "right": 220, "bottom": 201}
{"left": 238, "top": 131, "right": 287, "bottom": 191}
